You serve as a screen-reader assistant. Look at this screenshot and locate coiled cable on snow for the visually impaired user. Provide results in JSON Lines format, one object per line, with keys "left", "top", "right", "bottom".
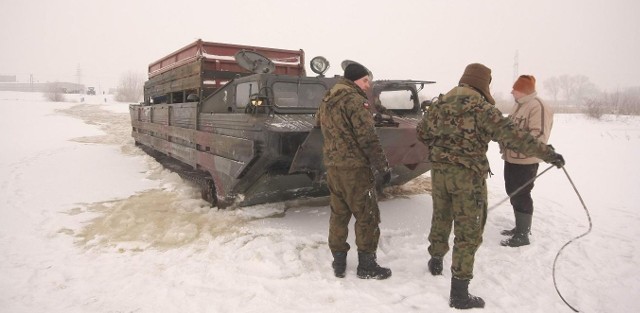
{"left": 489, "top": 164, "right": 593, "bottom": 312}
{"left": 552, "top": 166, "right": 593, "bottom": 312}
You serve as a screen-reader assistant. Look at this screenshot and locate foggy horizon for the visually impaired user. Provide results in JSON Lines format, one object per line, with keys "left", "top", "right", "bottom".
{"left": 1, "top": 0, "right": 638, "bottom": 98}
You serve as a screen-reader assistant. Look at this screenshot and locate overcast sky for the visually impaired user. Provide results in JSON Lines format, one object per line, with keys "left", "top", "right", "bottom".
{"left": 1, "top": 0, "right": 638, "bottom": 97}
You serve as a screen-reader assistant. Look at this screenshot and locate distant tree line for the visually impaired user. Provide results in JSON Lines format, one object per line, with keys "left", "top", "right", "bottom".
{"left": 582, "top": 87, "right": 640, "bottom": 119}
{"left": 115, "top": 71, "right": 144, "bottom": 103}
{"left": 542, "top": 75, "right": 640, "bottom": 119}
{"left": 543, "top": 74, "right": 598, "bottom": 104}
{"left": 41, "top": 70, "right": 144, "bottom": 103}
{"left": 46, "top": 69, "right": 639, "bottom": 119}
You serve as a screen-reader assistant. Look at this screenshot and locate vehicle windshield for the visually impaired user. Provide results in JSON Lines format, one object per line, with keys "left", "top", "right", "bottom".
{"left": 378, "top": 90, "right": 416, "bottom": 110}
{"left": 273, "top": 81, "right": 327, "bottom": 109}
{"left": 236, "top": 81, "right": 260, "bottom": 108}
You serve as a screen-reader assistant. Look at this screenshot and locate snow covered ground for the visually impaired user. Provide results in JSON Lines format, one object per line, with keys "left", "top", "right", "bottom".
{"left": 1, "top": 91, "right": 638, "bottom": 313}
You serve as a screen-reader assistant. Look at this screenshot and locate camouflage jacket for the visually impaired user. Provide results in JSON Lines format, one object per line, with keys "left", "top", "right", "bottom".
{"left": 417, "top": 85, "right": 555, "bottom": 176}
{"left": 316, "top": 78, "right": 389, "bottom": 173}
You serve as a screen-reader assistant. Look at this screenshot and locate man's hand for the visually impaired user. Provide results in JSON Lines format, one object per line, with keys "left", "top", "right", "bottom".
{"left": 374, "top": 168, "right": 392, "bottom": 188}
{"left": 544, "top": 145, "right": 565, "bottom": 168}
{"left": 549, "top": 152, "right": 565, "bottom": 168}
{"left": 382, "top": 169, "right": 392, "bottom": 185}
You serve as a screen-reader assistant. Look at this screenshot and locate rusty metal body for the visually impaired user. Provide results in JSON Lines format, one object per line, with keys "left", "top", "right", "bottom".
{"left": 130, "top": 40, "right": 433, "bottom": 207}
{"left": 144, "top": 39, "right": 305, "bottom": 105}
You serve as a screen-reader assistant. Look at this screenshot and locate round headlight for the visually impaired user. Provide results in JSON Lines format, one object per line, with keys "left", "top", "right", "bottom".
{"left": 310, "top": 56, "right": 330, "bottom": 76}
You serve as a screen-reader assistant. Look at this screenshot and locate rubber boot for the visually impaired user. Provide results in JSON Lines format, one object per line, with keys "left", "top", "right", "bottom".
{"left": 500, "top": 227, "right": 516, "bottom": 236}
{"left": 500, "top": 212, "right": 532, "bottom": 247}
{"left": 357, "top": 252, "right": 392, "bottom": 280}
{"left": 501, "top": 211, "right": 516, "bottom": 236}
{"left": 449, "top": 277, "right": 485, "bottom": 309}
{"left": 428, "top": 257, "right": 443, "bottom": 276}
{"left": 331, "top": 251, "right": 347, "bottom": 278}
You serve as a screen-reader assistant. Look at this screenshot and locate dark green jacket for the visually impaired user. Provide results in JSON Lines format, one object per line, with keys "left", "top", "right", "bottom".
{"left": 417, "top": 85, "right": 554, "bottom": 176}
{"left": 316, "top": 78, "right": 388, "bottom": 173}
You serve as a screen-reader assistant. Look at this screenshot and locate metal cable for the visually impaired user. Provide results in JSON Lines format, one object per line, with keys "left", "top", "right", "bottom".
{"left": 488, "top": 164, "right": 593, "bottom": 312}
{"left": 488, "top": 164, "right": 555, "bottom": 212}
{"left": 552, "top": 166, "right": 593, "bottom": 312}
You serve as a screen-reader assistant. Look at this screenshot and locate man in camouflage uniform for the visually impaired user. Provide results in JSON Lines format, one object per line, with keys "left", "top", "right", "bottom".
{"left": 316, "top": 61, "right": 392, "bottom": 280}
{"left": 416, "top": 63, "right": 565, "bottom": 309}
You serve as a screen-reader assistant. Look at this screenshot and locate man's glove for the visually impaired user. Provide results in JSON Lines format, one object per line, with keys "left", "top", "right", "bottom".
{"left": 382, "top": 169, "right": 392, "bottom": 185}
{"left": 374, "top": 168, "right": 392, "bottom": 188}
{"left": 543, "top": 145, "right": 565, "bottom": 168}
{"left": 549, "top": 152, "right": 565, "bottom": 168}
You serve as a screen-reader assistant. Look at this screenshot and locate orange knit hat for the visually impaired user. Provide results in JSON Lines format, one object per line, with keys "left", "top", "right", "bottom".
{"left": 513, "top": 75, "right": 536, "bottom": 94}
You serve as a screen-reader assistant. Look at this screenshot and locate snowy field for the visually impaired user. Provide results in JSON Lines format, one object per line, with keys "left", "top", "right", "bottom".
{"left": 1, "top": 91, "right": 639, "bottom": 313}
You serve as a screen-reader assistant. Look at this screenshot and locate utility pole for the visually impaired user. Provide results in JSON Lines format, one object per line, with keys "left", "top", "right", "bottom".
{"left": 513, "top": 50, "right": 519, "bottom": 82}
{"left": 76, "top": 64, "right": 83, "bottom": 93}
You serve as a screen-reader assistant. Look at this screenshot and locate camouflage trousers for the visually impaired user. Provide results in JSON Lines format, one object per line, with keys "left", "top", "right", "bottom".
{"left": 428, "top": 163, "right": 487, "bottom": 280}
{"left": 326, "top": 166, "right": 381, "bottom": 254}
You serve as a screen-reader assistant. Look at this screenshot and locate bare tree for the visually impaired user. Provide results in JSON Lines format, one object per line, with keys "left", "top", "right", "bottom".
{"left": 557, "top": 74, "right": 575, "bottom": 103}
{"left": 616, "top": 87, "right": 640, "bottom": 115}
{"left": 543, "top": 76, "right": 560, "bottom": 103}
{"left": 583, "top": 87, "right": 640, "bottom": 119}
{"left": 115, "top": 71, "right": 144, "bottom": 102}
{"left": 549, "top": 74, "right": 598, "bottom": 105}
{"left": 584, "top": 92, "right": 610, "bottom": 119}
{"left": 572, "top": 74, "right": 598, "bottom": 102}
{"left": 44, "top": 82, "right": 66, "bottom": 102}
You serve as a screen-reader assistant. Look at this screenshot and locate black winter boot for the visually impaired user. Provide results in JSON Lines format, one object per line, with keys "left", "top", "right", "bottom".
{"left": 501, "top": 212, "right": 532, "bottom": 247}
{"left": 357, "top": 252, "right": 392, "bottom": 280}
{"left": 428, "top": 257, "right": 443, "bottom": 275}
{"left": 500, "top": 227, "right": 516, "bottom": 236}
{"left": 331, "top": 251, "right": 347, "bottom": 278}
{"left": 449, "top": 277, "right": 485, "bottom": 309}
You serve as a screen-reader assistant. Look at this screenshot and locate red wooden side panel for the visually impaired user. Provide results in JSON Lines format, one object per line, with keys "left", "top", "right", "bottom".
{"left": 148, "top": 39, "right": 305, "bottom": 78}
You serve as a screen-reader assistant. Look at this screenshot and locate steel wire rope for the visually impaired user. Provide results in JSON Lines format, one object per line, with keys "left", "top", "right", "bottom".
{"left": 487, "top": 164, "right": 555, "bottom": 212}
{"left": 488, "top": 164, "right": 592, "bottom": 312}
{"left": 552, "top": 166, "right": 593, "bottom": 312}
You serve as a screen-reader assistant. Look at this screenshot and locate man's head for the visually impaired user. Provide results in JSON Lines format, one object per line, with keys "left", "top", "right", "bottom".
{"left": 511, "top": 75, "right": 536, "bottom": 100}
{"left": 344, "top": 62, "right": 372, "bottom": 92}
{"left": 459, "top": 63, "right": 495, "bottom": 104}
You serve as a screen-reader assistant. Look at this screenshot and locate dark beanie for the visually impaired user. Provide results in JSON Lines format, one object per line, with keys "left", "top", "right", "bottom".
{"left": 513, "top": 75, "right": 536, "bottom": 94}
{"left": 459, "top": 63, "right": 495, "bottom": 105}
{"left": 344, "top": 63, "right": 370, "bottom": 81}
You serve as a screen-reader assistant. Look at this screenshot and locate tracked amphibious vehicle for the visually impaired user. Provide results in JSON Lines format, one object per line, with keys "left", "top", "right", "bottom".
{"left": 129, "top": 39, "right": 434, "bottom": 208}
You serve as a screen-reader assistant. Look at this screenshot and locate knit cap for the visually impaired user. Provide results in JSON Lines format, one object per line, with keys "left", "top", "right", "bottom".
{"left": 344, "top": 63, "right": 370, "bottom": 81}
{"left": 513, "top": 75, "right": 536, "bottom": 94}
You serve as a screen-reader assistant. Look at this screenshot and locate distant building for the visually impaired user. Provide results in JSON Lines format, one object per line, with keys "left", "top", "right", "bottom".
{"left": 0, "top": 75, "right": 17, "bottom": 83}
{"left": 0, "top": 81, "right": 85, "bottom": 93}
